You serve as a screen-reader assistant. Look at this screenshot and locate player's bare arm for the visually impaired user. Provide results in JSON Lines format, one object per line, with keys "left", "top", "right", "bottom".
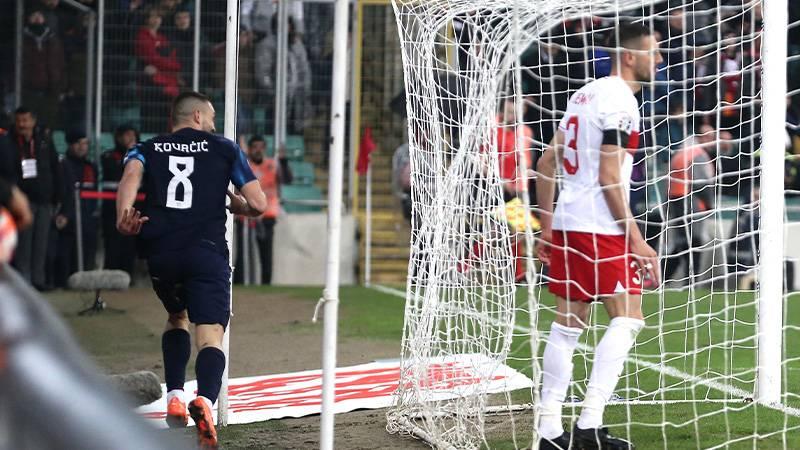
{"left": 116, "top": 159, "right": 149, "bottom": 235}
{"left": 7, "top": 186, "right": 32, "bottom": 230}
{"left": 535, "top": 131, "right": 563, "bottom": 265}
{"left": 598, "top": 143, "right": 659, "bottom": 283}
{"left": 227, "top": 180, "right": 267, "bottom": 217}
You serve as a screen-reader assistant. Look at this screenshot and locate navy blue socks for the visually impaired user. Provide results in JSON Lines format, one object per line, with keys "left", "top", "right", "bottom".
{"left": 163, "top": 329, "right": 226, "bottom": 405}
{"left": 195, "top": 347, "right": 226, "bottom": 404}
{"left": 162, "top": 329, "right": 191, "bottom": 392}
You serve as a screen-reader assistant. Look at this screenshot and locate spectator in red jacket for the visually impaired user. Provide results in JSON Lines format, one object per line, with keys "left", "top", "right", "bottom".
{"left": 134, "top": 7, "right": 183, "bottom": 132}
{"left": 495, "top": 98, "right": 533, "bottom": 201}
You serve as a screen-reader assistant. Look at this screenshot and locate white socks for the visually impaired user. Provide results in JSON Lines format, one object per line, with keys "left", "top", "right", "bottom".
{"left": 577, "top": 317, "right": 644, "bottom": 430}
{"left": 539, "top": 317, "right": 645, "bottom": 438}
{"left": 197, "top": 395, "right": 213, "bottom": 409}
{"left": 168, "top": 390, "right": 213, "bottom": 410}
{"left": 167, "top": 389, "right": 185, "bottom": 403}
{"left": 539, "top": 322, "right": 583, "bottom": 440}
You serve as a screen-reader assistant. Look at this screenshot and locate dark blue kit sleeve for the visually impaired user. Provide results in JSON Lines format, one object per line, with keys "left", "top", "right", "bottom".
{"left": 230, "top": 144, "right": 256, "bottom": 189}
{"left": 123, "top": 143, "right": 146, "bottom": 168}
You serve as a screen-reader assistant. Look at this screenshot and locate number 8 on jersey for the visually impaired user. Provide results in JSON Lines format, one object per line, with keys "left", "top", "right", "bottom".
{"left": 167, "top": 156, "right": 195, "bottom": 209}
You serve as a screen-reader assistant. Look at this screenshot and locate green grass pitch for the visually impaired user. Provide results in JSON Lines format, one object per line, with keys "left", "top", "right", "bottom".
{"left": 258, "top": 285, "right": 800, "bottom": 449}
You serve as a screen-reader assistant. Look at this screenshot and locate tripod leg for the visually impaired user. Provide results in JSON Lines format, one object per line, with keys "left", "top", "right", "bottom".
{"left": 96, "top": 289, "right": 107, "bottom": 311}
{"left": 78, "top": 290, "right": 104, "bottom": 315}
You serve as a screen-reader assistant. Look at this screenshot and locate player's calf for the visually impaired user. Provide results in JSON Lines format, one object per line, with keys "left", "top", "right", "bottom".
{"left": 539, "top": 321, "right": 584, "bottom": 440}
{"left": 578, "top": 317, "right": 644, "bottom": 430}
{"left": 162, "top": 328, "right": 191, "bottom": 429}
{"left": 189, "top": 346, "right": 225, "bottom": 448}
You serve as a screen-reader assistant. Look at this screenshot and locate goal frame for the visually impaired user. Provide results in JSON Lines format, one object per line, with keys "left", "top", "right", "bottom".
{"left": 386, "top": 0, "right": 789, "bottom": 447}
{"left": 756, "top": 0, "right": 787, "bottom": 406}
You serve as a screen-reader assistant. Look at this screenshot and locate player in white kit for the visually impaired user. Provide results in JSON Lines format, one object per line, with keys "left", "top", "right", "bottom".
{"left": 535, "top": 23, "right": 662, "bottom": 450}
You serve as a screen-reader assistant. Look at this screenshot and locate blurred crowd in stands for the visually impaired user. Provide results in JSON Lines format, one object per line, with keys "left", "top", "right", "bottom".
{"left": 0, "top": 0, "right": 319, "bottom": 290}
{"left": 0, "top": 0, "right": 798, "bottom": 290}
{"left": 0, "top": 0, "right": 330, "bottom": 135}
{"left": 0, "top": 104, "right": 292, "bottom": 290}
{"left": 391, "top": 1, "right": 800, "bottom": 286}
{"left": 0, "top": 105, "right": 146, "bottom": 290}
{"left": 506, "top": 3, "right": 800, "bottom": 284}
{"left": 511, "top": 3, "right": 800, "bottom": 201}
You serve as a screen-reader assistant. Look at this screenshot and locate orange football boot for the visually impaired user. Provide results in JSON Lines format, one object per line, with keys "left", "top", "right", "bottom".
{"left": 188, "top": 398, "right": 218, "bottom": 449}
{"left": 165, "top": 396, "right": 188, "bottom": 428}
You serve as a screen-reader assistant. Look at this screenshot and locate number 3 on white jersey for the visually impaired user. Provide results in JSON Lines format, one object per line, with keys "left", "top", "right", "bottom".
{"left": 562, "top": 116, "right": 580, "bottom": 175}
{"left": 167, "top": 155, "right": 194, "bottom": 209}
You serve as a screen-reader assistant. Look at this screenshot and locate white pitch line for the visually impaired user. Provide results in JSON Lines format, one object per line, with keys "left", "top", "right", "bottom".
{"left": 367, "top": 283, "right": 406, "bottom": 298}
{"left": 368, "top": 284, "right": 800, "bottom": 417}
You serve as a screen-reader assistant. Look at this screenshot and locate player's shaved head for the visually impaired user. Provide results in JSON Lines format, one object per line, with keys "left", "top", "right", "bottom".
{"left": 608, "top": 21, "right": 653, "bottom": 56}
{"left": 608, "top": 21, "right": 662, "bottom": 84}
{"left": 172, "top": 91, "right": 211, "bottom": 124}
{"left": 171, "top": 91, "right": 216, "bottom": 132}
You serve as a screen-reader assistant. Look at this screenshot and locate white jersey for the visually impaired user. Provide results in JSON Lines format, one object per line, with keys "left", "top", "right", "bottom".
{"left": 552, "top": 76, "right": 641, "bottom": 236}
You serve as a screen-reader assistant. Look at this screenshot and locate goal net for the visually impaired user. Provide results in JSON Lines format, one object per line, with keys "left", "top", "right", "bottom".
{"left": 387, "top": 0, "right": 798, "bottom": 448}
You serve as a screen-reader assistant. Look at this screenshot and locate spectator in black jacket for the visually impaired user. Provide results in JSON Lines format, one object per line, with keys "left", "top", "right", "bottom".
{"left": 167, "top": 8, "right": 194, "bottom": 87}
{"left": 100, "top": 124, "right": 139, "bottom": 278}
{"left": 22, "top": 9, "right": 66, "bottom": 129}
{"left": 54, "top": 130, "right": 98, "bottom": 287}
{"left": 105, "top": 0, "right": 146, "bottom": 109}
{"left": 0, "top": 107, "right": 63, "bottom": 289}
{"left": 727, "top": 186, "right": 761, "bottom": 288}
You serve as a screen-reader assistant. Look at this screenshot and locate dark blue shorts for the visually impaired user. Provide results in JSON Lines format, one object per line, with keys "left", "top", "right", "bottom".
{"left": 147, "top": 243, "right": 231, "bottom": 328}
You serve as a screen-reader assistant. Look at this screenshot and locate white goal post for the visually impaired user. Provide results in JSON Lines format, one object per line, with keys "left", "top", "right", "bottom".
{"left": 757, "top": 0, "right": 787, "bottom": 406}
{"left": 387, "top": 0, "right": 793, "bottom": 448}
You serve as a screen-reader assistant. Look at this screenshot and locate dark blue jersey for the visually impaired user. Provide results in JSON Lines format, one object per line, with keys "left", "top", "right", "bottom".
{"left": 123, "top": 128, "right": 256, "bottom": 256}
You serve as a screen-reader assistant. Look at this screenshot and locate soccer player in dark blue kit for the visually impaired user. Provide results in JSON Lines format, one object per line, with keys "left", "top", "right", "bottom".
{"left": 116, "top": 91, "right": 266, "bottom": 449}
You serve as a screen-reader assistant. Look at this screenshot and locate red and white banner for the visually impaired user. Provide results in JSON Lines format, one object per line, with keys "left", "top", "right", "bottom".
{"left": 137, "top": 355, "right": 533, "bottom": 428}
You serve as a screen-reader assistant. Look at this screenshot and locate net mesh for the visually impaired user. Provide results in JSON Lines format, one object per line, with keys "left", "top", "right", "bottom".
{"left": 387, "top": 0, "right": 799, "bottom": 448}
